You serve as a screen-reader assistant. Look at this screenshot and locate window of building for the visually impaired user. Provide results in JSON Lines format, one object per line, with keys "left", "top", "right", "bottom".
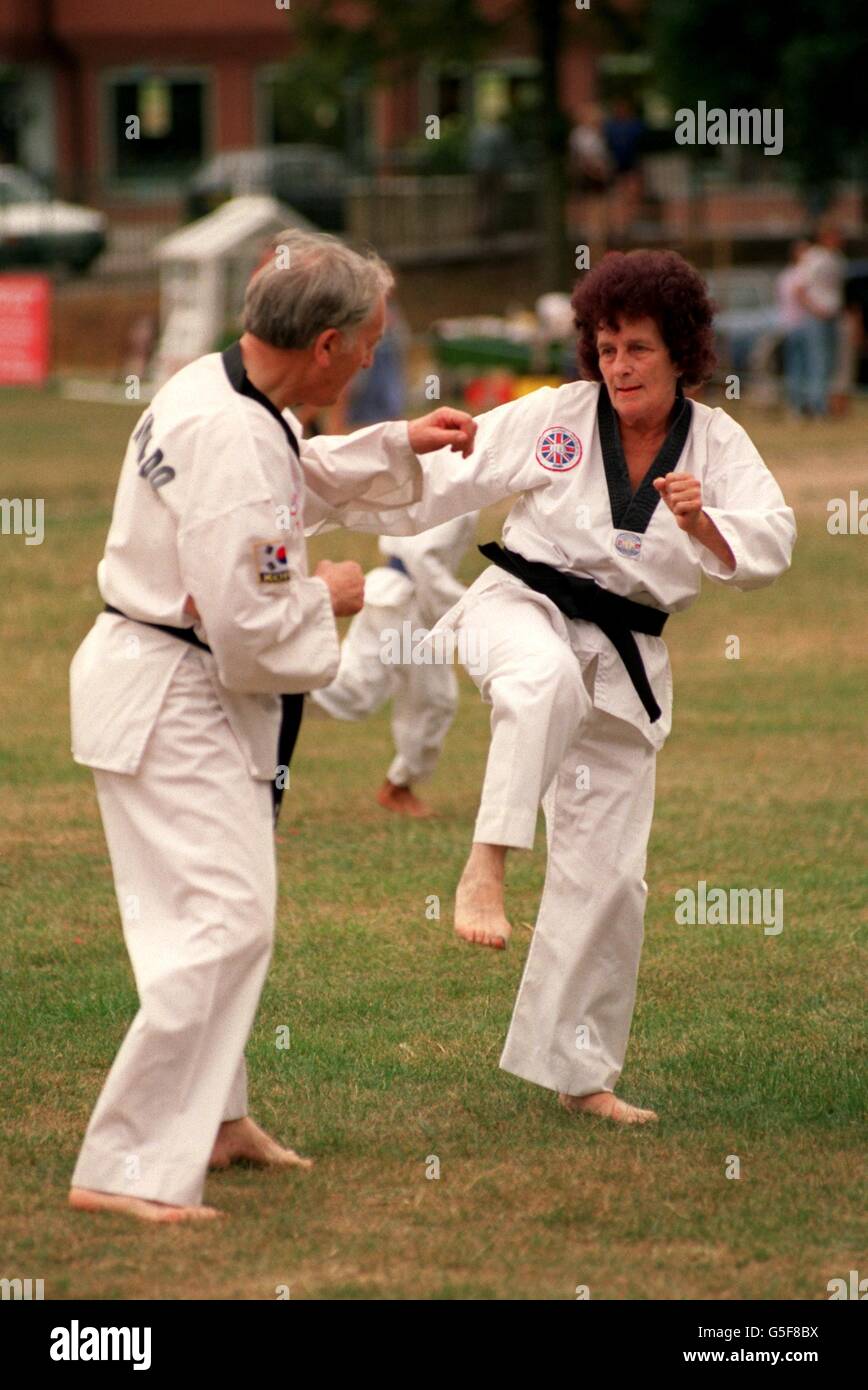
{"left": 104, "top": 70, "right": 211, "bottom": 190}
{"left": 417, "top": 59, "right": 542, "bottom": 172}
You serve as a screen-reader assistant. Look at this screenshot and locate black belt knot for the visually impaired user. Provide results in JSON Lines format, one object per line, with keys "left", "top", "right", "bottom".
{"left": 478, "top": 543, "right": 668, "bottom": 722}
{"left": 102, "top": 604, "right": 302, "bottom": 821}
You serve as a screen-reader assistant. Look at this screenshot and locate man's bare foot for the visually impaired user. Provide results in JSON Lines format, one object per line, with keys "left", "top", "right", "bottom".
{"left": 454, "top": 842, "right": 512, "bottom": 949}
{"left": 558, "top": 1091, "right": 659, "bottom": 1125}
{"left": 209, "top": 1116, "right": 314, "bottom": 1171}
{"left": 69, "top": 1188, "right": 222, "bottom": 1223}
{"left": 375, "top": 779, "right": 434, "bottom": 818}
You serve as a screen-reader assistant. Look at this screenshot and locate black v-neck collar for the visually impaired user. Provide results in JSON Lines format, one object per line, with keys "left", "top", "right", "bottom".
{"left": 221, "top": 340, "right": 300, "bottom": 458}
{"left": 596, "top": 382, "right": 693, "bottom": 533}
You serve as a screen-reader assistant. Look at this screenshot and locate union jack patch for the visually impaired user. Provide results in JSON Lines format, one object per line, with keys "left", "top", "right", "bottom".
{"left": 536, "top": 426, "right": 582, "bottom": 472}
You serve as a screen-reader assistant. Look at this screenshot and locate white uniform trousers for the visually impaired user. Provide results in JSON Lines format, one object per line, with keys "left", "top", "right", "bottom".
{"left": 311, "top": 598, "right": 458, "bottom": 786}
{"left": 459, "top": 586, "right": 658, "bottom": 1096}
{"left": 71, "top": 648, "right": 277, "bottom": 1207}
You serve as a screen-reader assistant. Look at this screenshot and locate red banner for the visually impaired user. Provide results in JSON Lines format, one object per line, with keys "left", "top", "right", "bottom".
{"left": 0, "top": 274, "right": 52, "bottom": 385}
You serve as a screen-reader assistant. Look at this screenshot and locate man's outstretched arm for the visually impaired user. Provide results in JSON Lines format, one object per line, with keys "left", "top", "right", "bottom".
{"left": 299, "top": 407, "right": 477, "bottom": 517}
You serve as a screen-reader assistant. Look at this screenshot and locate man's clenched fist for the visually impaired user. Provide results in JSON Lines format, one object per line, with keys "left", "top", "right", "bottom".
{"left": 315, "top": 559, "right": 365, "bottom": 616}
{"left": 408, "top": 407, "right": 477, "bottom": 458}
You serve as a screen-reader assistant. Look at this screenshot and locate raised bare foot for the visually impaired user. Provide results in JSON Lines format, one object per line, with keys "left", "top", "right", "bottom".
{"left": 558, "top": 1091, "right": 659, "bottom": 1125}
{"left": 454, "top": 843, "right": 512, "bottom": 949}
{"left": 375, "top": 779, "right": 434, "bottom": 818}
{"left": 69, "top": 1187, "right": 222, "bottom": 1223}
{"left": 209, "top": 1116, "right": 314, "bottom": 1171}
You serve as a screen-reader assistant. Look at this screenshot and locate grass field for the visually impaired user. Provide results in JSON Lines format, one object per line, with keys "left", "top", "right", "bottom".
{"left": 0, "top": 389, "right": 865, "bottom": 1300}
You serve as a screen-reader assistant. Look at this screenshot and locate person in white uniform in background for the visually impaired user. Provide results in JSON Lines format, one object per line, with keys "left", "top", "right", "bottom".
{"left": 295, "top": 285, "right": 479, "bottom": 817}
{"left": 321, "top": 249, "right": 795, "bottom": 1126}
{"left": 68, "top": 229, "right": 476, "bottom": 1222}
{"left": 793, "top": 218, "right": 846, "bottom": 416}
{"left": 310, "top": 512, "right": 479, "bottom": 817}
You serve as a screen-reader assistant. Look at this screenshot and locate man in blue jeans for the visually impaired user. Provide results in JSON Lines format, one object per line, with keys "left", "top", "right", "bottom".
{"left": 795, "top": 220, "right": 845, "bottom": 416}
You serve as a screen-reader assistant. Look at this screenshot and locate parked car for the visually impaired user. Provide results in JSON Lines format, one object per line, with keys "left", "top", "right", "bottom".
{"left": 186, "top": 145, "right": 349, "bottom": 229}
{"left": 0, "top": 166, "right": 107, "bottom": 273}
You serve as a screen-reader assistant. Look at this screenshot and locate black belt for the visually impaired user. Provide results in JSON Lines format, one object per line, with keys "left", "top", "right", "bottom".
{"left": 103, "top": 604, "right": 303, "bottom": 822}
{"left": 386, "top": 554, "right": 410, "bottom": 576}
{"left": 478, "top": 543, "right": 668, "bottom": 722}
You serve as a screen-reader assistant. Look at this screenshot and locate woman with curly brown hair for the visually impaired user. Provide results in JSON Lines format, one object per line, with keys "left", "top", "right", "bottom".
{"left": 328, "top": 248, "right": 796, "bottom": 1124}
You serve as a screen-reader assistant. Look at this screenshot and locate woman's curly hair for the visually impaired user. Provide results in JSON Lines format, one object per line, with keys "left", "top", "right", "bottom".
{"left": 571, "top": 249, "right": 717, "bottom": 388}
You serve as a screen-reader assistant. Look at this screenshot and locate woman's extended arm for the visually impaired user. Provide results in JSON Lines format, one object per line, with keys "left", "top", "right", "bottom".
{"left": 302, "top": 388, "right": 559, "bottom": 538}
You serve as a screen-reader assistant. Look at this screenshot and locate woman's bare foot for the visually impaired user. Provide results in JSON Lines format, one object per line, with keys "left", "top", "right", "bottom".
{"left": 209, "top": 1116, "right": 314, "bottom": 1171}
{"left": 558, "top": 1091, "right": 658, "bottom": 1125}
{"left": 375, "top": 779, "right": 433, "bottom": 818}
{"left": 454, "top": 842, "right": 512, "bottom": 949}
{"left": 69, "top": 1188, "right": 222, "bottom": 1223}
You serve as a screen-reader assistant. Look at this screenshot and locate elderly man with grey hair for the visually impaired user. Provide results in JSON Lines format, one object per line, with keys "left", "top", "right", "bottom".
{"left": 68, "top": 229, "right": 475, "bottom": 1224}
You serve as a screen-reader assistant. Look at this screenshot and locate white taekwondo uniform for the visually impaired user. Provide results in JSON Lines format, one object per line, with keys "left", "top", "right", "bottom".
{"left": 69, "top": 343, "right": 421, "bottom": 1207}
{"left": 317, "top": 379, "right": 796, "bottom": 1098}
{"left": 310, "top": 513, "right": 479, "bottom": 786}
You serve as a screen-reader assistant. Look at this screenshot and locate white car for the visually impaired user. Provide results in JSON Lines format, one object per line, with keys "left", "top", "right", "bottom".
{"left": 0, "top": 166, "right": 107, "bottom": 273}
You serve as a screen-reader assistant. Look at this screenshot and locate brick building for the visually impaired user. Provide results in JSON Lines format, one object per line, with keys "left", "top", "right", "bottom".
{"left": 0, "top": 0, "right": 598, "bottom": 217}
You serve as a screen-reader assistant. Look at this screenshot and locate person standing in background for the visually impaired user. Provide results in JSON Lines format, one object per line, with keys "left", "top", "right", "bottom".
{"left": 603, "top": 97, "right": 647, "bottom": 237}
{"left": 468, "top": 108, "right": 513, "bottom": 240}
{"left": 344, "top": 301, "right": 410, "bottom": 429}
{"left": 312, "top": 301, "right": 477, "bottom": 817}
{"left": 310, "top": 511, "right": 480, "bottom": 818}
{"left": 568, "top": 103, "right": 613, "bottom": 242}
{"left": 776, "top": 239, "right": 810, "bottom": 416}
{"left": 828, "top": 280, "right": 863, "bottom": 417}
{"left": 794, "top": 219, "right": 846, "bottom": 416}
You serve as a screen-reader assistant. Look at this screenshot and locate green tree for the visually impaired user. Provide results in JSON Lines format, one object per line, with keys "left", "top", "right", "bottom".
{"left": 649, "top": 0, "right": 868, "bottom": 198}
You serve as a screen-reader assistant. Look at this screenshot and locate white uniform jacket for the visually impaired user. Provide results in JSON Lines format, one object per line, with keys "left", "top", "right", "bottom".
{"left": 70, "top": 346, "right": 421, "bottom": 779}
{"left": 316, "top": 381, "right": 796, "bottom": 748}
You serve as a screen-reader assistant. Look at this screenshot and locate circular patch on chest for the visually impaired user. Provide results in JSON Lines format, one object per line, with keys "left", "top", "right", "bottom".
{"left": 614, "top": 531, "right": 643, "bottom": 559}
{"left": 536, "top": 426, "right": 582, "bottom": 472}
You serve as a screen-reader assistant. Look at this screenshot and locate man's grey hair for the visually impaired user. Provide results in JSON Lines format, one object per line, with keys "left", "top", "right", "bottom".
{"left": 243, "top": 229, "right": 394, "bottom": 350}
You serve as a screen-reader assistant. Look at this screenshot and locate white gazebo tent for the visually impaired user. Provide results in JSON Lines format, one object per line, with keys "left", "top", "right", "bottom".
{"left": 152, "top": 195, "right": 313, "bottom": 383}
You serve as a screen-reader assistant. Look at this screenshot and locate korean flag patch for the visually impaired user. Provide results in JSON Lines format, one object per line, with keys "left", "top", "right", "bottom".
{"left": 254, "top": 540, "right": 291, "bottom": 584}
